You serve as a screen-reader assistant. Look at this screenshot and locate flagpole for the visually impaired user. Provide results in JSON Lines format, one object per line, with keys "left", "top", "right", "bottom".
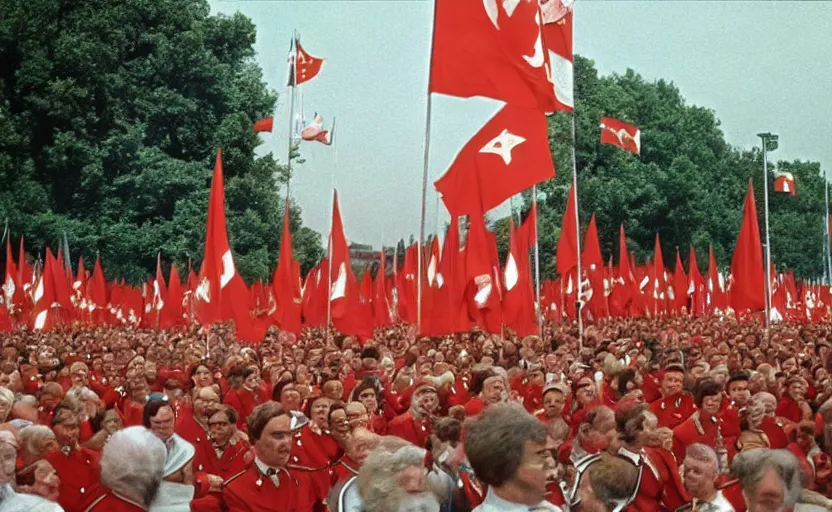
{"left": 326, "top": 122, "right": 339, "bottom": 340}
{"left": 572, "top": 113, "right": 583, "bottom": 353}
{"left": 759, "top": 133, "right": 773, "bottom": 333}
{"left": 533, "top": 186, "right": 543, "bottom": 339}
{"left": 823, "top": 179, "right": 832, "bottom": 285}
{"left": 286, "top": 30, "right": 297, "bottom": 201}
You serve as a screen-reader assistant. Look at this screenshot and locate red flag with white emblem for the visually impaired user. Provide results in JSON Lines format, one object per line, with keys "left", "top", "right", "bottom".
{"left": 556, "top": 183, "right": 578, "bottom": 277}
{"left": 600, "top": 117, "right": 641, "bottom": 155}
{"left": 773, "top": 172, "right": 796, "bottom": 195}
{"left": 194, "top": 149, "right": 262, "bottom": 342}
{"left": 273, "top": 201, "right": 303, "bottom": 334}
{"left": 300, "top": 114, "right": 334, "bottom": 145}
{"left": 730, "top": 180, "right": 765, "bottom": 314}
{"left": 430, "top": 0, "right": 556, "bottom": 113}
{"left": 3, "top": 238, "right": 21, "bottom": 319}
{"left": 435, "top": 105, "right": 555, "bottom": 216}
{"left": 287, "top": 36, "right": 324, "bottom": 86}
{"left": 541, "top": 0, "right": 574, "bottom": 111}
{"left": 502, "top": 218, "right": 537, "bottom": 336}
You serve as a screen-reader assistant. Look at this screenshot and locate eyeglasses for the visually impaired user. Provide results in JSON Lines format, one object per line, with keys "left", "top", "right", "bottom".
{"left": 358, "top": 392, "right": 376, "bottom": 399}
{"left": 208, "top": 421, "right": 230, "bottom": 427}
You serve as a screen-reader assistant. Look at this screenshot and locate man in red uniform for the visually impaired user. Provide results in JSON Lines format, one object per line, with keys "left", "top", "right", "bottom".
{"left": 85, "top": 426, "right": 167, "bottom": 511}
{"left": 388, "top": 378, "right": 438, "bottom": 447}
{"left": 222, "top": 401, "right": 327, "bottom": 512}
{"left": 649, "top": 365, "right": 696, "bottom": 429}
{"left": 44, "top": 399, "right": 102, "bottom": 511}
{"left": 195, "top": 405, "right": 252, "bottom": 481}
{"left": 672, "top": 379, "right": 735, "bottom": 463}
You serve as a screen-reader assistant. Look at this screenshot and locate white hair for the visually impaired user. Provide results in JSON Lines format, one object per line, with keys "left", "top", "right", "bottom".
{"left": 358, "top": 438, "right": 441, "bottom": 512}
{"left": 101, "top": 426, "right": 166, "bottom": 507}
{"left": 68, "top": 386, "right": 98, "bottom": 402}
{"left": 731, "top": 449, "right": 802, "bottom": 509}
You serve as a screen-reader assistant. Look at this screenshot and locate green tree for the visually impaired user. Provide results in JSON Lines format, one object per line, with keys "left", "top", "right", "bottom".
{"left": 0, "top": 0, "right": 323, "bottom": 284}
{"left": 502, "top": 56, "right": 826, "bottom": 281}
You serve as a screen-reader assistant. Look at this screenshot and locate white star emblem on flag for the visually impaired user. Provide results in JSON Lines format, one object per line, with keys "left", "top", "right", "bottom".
{"left": 479, "top": 129, "right": 526, "bottom": 165}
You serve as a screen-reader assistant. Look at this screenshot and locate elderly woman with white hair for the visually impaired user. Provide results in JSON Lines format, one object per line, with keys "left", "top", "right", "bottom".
{"left": 0, "top": 387, "right": 14, "bottom": 423}
{"left": 84, "top": 426, "right": 167, "bottom": 511}
{"left": 357, "top": 436, "right": 448, "bottom": 512}
{"left": 0, "top": 429, "right": 64, "bottom": 511}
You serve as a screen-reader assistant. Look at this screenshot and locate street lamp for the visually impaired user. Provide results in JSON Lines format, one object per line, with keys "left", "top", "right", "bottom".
{"left": 758, "top": 132, "right": 778, "bottom": 332}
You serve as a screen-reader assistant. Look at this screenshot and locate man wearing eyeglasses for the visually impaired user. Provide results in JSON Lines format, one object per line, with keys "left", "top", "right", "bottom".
{"left": 223, "top": 401, "right": 327, "bottom": 512}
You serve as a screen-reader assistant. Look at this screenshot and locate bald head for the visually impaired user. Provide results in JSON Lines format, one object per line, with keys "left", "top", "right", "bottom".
{"left": 346, "top": 427, "right": 380, "bottom": 466}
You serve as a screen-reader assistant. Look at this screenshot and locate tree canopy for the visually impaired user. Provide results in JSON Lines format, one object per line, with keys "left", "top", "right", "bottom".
{"left": 495, "top": 56, "right": 826, "bottom": 280}
{"left": 0, "top": 0, "right": 324, "bottom": 284}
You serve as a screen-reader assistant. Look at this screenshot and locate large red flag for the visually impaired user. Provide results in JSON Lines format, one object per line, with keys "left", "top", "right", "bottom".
{"left": 581, "top": 214, "right": 603, "bottom": 270}
{"left": 194, "top": 149, "right": 262, "bottom": 342}
{"left": 160, "top": 263, "right": 183, "bottom": 329}
{"left": 430, "top": 0, "right": 556, "bottom": 113}
{"left": 541, "top": 0, "right": 574, "bottom": 111}
{"left": 273, "top": 201, "right": 302, "bottom": 334}
{"left": 609, "top": 224, "right": 632, "bottom": 316}
{"left": 3, "top": 238, "right": 20, "bottom": 317}
{"left": 707, "top": 245, "right": 726, "bottom": 314}
{"left": 373, "top": 251, "right": 392, "bottom": 327}
{"left": 600, "top": 117, "right": 641, "bottom": 155}
{"left": 556, "top": 184, "right": 579, "bottom": 277}
{"left": 32, "top": 254, "right": 56, "bottom": 331}
{"left": 435, "top": 104, "right": 555, "bottom": 217}
{"left": 687, "top": 246, "right": 705, "bottom": 316}
{"left": 288, "top": 37, "right": 324, "bottom": 86}
{"left": 651, "top": 234, "right": 667, "bottom": 313}
{"left": 253, "top": 117, "right": 274, "bottom": 133}
{"left": 730, "top": 179, "right": 765, "bottom": 313}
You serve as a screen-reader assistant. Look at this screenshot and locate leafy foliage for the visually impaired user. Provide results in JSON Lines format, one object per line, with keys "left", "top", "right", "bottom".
{"left": 498, "top": 56, "right": 826, "bottom": 280}
{"left": 0, "top": 0, "right": 323, "bottom": 284}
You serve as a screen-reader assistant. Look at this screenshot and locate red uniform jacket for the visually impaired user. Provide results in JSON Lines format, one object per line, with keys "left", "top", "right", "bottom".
{"left": 45, "top": 446, "right": 102, "bottom": 512}
{"left": 463, "top": 397, "right": 485, "bottom": 417}
{"left": 222, "top": 464, "right": 327, "bottom": 512}
{"left": 194, "top": 438, "right": 252, "bottom": 480}
{"left": 718, "top": 403, "right": 743, "bottom": 438}
{"left": 622, "top": 447, "right": 689, "bottom": 512}
{"left": 672, "top": 411, "right": 737, "bottom": 463}
{"left": 760, "top": 417, "right": 789, "bottom": 449}
{"left": 174, "top": 406, "right": 209, "bottom": 447}
{"left": 330, "top": 455, "right": 360, "bottom": 487}
{"left": 224, "top": 387, "right": 267, "bottom": 431}
{"left": 388, "top": 410, "right": 432, "bottom": 448}
{"left": 649, "top": 393, "right": 696, "bottom": 430}
{"left": 84, "top": 492, "right": 145, "bottom": 511}
{"left": 775, "top": 396, "right": 803, "bottom": 424}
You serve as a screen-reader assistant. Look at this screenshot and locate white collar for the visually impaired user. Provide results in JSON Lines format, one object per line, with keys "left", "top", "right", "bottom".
{"left": 618, "top": 446, "right": 642, "bottom": 465}
{"left": 254, "top": 456, "right": 283, "bottom": 476}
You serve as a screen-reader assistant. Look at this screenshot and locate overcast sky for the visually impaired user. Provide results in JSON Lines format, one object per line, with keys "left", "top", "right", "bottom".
{"left": 210, "top": 0, "right": 832, "bottom": 249}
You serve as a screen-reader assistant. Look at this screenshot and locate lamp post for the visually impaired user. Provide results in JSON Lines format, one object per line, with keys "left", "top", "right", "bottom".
{"left": 757, "top": 132, "right": 778, "bottom": 331}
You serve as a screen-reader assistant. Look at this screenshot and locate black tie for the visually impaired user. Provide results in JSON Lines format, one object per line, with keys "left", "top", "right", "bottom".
{"left": 266, "top": 468, "right": 277, "bottom": 477}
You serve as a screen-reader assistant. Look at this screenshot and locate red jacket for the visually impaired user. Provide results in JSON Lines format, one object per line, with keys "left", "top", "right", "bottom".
{"left": 649, "top": 393, "right": 696, "bottom": 430}
{"left": 388, "top": 410, "right": 432, "bottom": 448}
{"left": 222, "top": 464, "right": 327, "bottom": 512}
{"left": 45, "top": 446, "right": 102, "bottom": 512}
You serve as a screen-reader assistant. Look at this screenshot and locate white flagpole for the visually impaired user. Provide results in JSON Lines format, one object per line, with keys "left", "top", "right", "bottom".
{"left": 759, "top": 134, "right": 773, "bottom": 333}
{"left": 572, "top": 113, "right": 583, "bottom": 353}
{"left": 286, "top": 30, "right": 297, "bottom": 201}
{"left": 418, "top": 1, "right": 439, "bottom": 334}
{"left": 823, "top": 178, "right": 832, "bottom": 285}
{"left": 533, "top": 186, "right": 543, "bottom": 339}
{"left": 326, "top": 119, "right": 339, "bottom": 339}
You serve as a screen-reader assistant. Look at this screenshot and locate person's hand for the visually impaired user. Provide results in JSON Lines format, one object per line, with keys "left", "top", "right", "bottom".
{"left": 207, "top": 474, "right": 224, "bottom": 492}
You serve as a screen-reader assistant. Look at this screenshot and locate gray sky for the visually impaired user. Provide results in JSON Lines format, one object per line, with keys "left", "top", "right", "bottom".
{"left": 210, "top": 0, "right": 832, "bottom": 249}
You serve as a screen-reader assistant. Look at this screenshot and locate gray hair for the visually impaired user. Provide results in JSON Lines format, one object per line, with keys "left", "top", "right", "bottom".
{"left": 14, "top": 394, "right": 38, "bottom": 408}
{"left": 101, "top": 426, "right": 166, "bottom": 507}
{"left": 68, "top": 386, "right": 98, "bottom": 402}
{"left": 19, "top": 425, "right": 56, "bottom": 458}
{"left": 358, "top": 437, "right": 437, "bottom": 512}
{"left": 464, "top": 402, "right": 547, "bottom": 487}
{"left": 685, "top": 443, "right": 719, "bottom": 473}
{"left": 730, "top": 449, "right": 802, "bottom": 509}
{"left": 586, "top": 455, "right": 640, "bottom": 510}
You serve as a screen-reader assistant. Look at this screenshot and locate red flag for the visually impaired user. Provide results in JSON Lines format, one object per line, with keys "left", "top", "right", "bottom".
{"left": 609, "top": 224, "right": 632, "bottom": 316}
{"left": 373, "top": 251, "right": 392, "bottom": 327}
{"left": 556, "top": 184, "right": 579, "bottom": 276}
{"left": 427, "top": 237, "right": 441, "bottom": 288}
{"left": 673, "top": 249, "right": 687, "bottom": 313}
{"left": 688, "top": 246, "right": 705, "bottom": 316}
{"left": 254, "top": 117, "right": 274, "bottom": 133}
{"left": 581, "top": 214, "right": 603, "bottom": 270}
{"left": 302, "top": 260, "right": 328, "bottom": 328}
{"left": 31, "top": 254, "right": 57, "bottom": 331}
{"left": 466, "top": 209, "right": 502, "bottom": 333}
{"left": 651, "top": 234, "right": 667, "bottom": 313}
{"left": 194, "top": 149, "right": 263, "bottom": 342}
{"left": 706, "top": 245, "right": 726, "bottom": 314}
{"left": 18, "top": 237, "right": 32, "bottom": 291}
{"left": 730, "top": 179, "right": 765, "bottom": 313}
{"left": 88, "top": 256, "right": 108, "bottom": 324}
{"left": 600, "top": 117, "right": 641, "bottom": 155}
{"left": 502, "top": 218, "right": 537, "bottom": 336}
{"left": 160, "top": 263, "right": 183, "bottom": 329}
{"left": 273, "top": 201, "right": 302, "bottom": 334}
{"left": 435, "top": 104, "right": 555, "bottom": 217}
{"left": 300, "top": 114, "right": 333, "bottom": 145}
{"left": 430, "top": 0, "right": 556, "bottom": 113}
{"left": 541, "top": 0, "right": 574, "bottom": 111}
{"left": 421, "top": 217, "right": 470, "bottom": 335}
{"left": 288, "top": 37, "right": 324, "bottom": 86}
{"left": 773, "top": 172, "right": 795, "bottom": 195}
{"left": 3, "top": 237, "right": 20, "bottom": 317}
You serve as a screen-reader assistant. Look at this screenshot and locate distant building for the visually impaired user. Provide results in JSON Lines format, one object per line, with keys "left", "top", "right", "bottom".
{"left": 348, "top": 243, "right": 396, "bottom": 278}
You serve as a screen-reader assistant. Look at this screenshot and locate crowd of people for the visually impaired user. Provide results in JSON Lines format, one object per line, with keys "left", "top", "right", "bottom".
{"left": 0, "top": 316, "right": 829, "bottom": 511}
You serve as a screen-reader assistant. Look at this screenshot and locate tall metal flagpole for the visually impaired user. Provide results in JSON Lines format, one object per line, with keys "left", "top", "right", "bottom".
{"left": 825, "top": 178, "right": 832, "bottom": 283}
{"left": 572, "top": 113, "right": 584, "bottom": 352}
{"left": 286, "top": 30, "right": 297, "bottom": 200}
{"left": 417, "top": 0, "right": 439, "bottom": 334}
{"left": 326, "top": 119, "right": 339, "bottom": 339}
{"left": 758, "top": 133, "right": 775, "bottom": 333}
{"left": 533, "top": 186, "right": 543, "bottom": 338}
